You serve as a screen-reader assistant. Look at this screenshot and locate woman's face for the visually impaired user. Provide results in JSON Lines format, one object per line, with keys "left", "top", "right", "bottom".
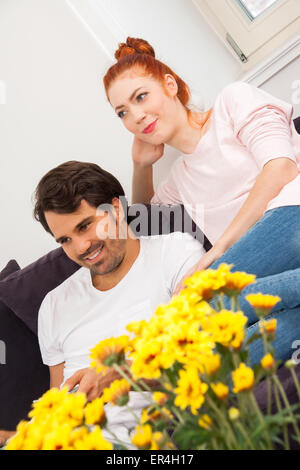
{"left": 108, "top": 71, "right": 179, "bottom": 145}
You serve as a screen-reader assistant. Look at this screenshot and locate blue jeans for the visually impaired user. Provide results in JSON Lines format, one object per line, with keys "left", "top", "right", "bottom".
{"left": 209, "top": 206, "right": 300, "bottom": 366}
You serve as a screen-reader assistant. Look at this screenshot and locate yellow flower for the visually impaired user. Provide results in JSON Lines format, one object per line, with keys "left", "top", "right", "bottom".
{"left": 149, "top": 432, "right": 162, "bottom": 450}
{"left": 245, "top": 293, "right": 281, "bottom": 315}
{"left": 222, "top": 271, "right": 256, "bottom": 294}
{"left": 28, "top": 387, "right": 69, "bottom": 419}
{"left": 228, "top": 407, "right": 240, "bottom": 421}
{"left": 165, "top": 322, "right": 215, "bottom": 367}
{"left": 184, "top": 264, "right": 231, "bottom": 299}
{"left": 54, "top": 392, "right": 86, "bottom": 428}
{"left": 211, "top": 382, "right": 229, "bottom": 400}
{"left": 102, "top": 379, "right": 131, "bottom": 406}
{"left": 285, "top": 359, "right": 298, "bottom": 369}
{"left": 5, "top": 421, "right": 30, "bottom": 450}
{"left": 174, "top": 367, "right": 208, "bottom": 415}
{"left": 261, "top": 353, "right": 275, "bottom": 370}
{"left": 131, "top": 424, "right": 153, "bottom": 449}
{"left": 73, "top": 426, "right": 113, "bottom": 450}
{"left": 41, "top": 424, "right": 74, "bottom": 450}
{"left": 200, "top": 310, "right": 247, "bottom": 350}
{"left": 69, "top": 426, "right": 89, "bottom": 447}
{"left": 141, "top": 407, "right": 173, "bottom": 425}
{"left": 153, "top": 392, "right": 169, "bottom": 406}
{"left": 85, "top": 398, "right": 106, "bottom": 426}
{"left": 198, "top": 414, "right": 213, "bottom": 430}
{"left": 130, "top": 339, "right": 164, "bottom": 379}
{"left": 232, "top": 363, "right": 255, "bottom": 393}
{"left": 90, "top": 335, "right": 129, "bottom": 374}
{"left": 196, "top": 353, "right": 221, "bottom": 376}
{"left": 259, "top": 318, "right": 277, "bottom": 335}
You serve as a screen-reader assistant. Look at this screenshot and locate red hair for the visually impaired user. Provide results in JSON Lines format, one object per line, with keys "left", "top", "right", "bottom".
{"left": 103, "top": 37, "right": 191, "bottom": 109}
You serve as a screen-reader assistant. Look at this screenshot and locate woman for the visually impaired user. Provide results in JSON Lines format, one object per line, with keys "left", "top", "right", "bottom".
{"left": 102, "top": 38, "right": 300, "bottom": 365}
{"left": 103, "top": 37, "right": 300, "bottom": 284}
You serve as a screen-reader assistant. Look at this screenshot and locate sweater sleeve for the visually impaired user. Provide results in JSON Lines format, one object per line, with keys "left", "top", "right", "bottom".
{"left": 223, "top": 81, "right": 296, "bottom": 170}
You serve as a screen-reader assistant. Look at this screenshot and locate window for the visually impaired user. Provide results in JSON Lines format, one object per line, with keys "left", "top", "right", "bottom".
{"left": 237, "top": 0, "right": 279, "bottom": 20}
{"left": 192, "top": 0, "right": 300, "bottom": 70}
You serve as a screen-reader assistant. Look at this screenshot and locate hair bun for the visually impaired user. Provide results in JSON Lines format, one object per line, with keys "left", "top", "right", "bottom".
{"left": 114, "top": 37, "right": 155, "bottom": 61}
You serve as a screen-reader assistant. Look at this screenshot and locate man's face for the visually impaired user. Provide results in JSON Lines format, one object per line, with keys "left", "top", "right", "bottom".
{"left": 45, "top": 199, "right": 127, "bottom": 277}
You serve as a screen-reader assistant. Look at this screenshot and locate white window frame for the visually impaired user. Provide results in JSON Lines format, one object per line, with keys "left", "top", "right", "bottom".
{"left": 192, "top": 0, "right": 300, "bottom": 83}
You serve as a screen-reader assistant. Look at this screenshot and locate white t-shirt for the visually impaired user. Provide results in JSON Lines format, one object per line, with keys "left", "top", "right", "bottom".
{"left": 38, "top": 233, "right": 204, "bottom": 446}
{"left": 38, "top": 233, "right": 204, "bottom": 380}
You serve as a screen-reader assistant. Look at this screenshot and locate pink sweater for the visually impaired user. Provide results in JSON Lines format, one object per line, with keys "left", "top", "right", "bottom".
{"left": 151, "top": 81, "right": 300, "bottom": 245}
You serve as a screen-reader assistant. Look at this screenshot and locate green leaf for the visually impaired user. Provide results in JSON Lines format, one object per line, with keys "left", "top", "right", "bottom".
{"left": 172, "top": 423, "right": 210, "bottom": 450}
{"left": 244, "top": 332, "right": 261, "bottom": 347}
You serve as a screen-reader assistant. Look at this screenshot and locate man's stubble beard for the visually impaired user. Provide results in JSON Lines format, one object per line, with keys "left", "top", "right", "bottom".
{"left": 89, "top": 239, "right": 127, "bottom": 278}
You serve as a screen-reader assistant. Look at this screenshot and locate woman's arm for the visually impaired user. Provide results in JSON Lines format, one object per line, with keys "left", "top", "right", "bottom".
{"left": 131, "top": 136, "right": 164, "bottom": 204}
{"left": 174, "top": 157, "right": 298, "bottom": 294}
{"left": 132, "top": 162, "right": 154, "bottom": 204}
{"left": 214, "top": 157, "right": 298, "bottom": 254}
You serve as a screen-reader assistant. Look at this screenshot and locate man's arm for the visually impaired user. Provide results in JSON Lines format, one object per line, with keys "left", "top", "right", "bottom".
{"left": 49, "top": 362, "right": 65, "bottom": 389}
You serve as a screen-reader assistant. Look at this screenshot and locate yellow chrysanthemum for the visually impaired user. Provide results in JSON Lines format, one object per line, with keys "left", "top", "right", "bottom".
{"left": 153, "top": 392, "right": 169, "bottom": 406}
{"left": 5, "top": 421, "right": 31, "bottom": 450}
{"left": 102, "top": 379, "right": 131, "bottom": 406}
{"left": 184, "top": 263, "right": 232, "bottom": 299}
{"left": 73, "top": 426, "right": 113, "bottom": 450}
{"left": 28, "top": 387, "right": 69, "bottom": 419}
{"left": 228, "top": 407, "right": 240, "bottom": 421}
{"left": 53, "top": 392, "right": 86, "bottom": 428}
{"left": 130, "top": 339, "right": 165, "bottom": 379}
{"left": 174, "top": 367, "right": 208, "bottom": 415}
{"left": 69, "top": 427, "right": 89, "bottom": 447}
{"left": 198, "top": 414, "right": 213, "bottom": 430}
{"left": 85, "top": 397, "right": 106, "bottom": 426}
{"left": 211, "top": 382, "right": 229, "bottom": 400}
{"left": 259, "top": 318, "right": 277, "bottom": 335}
{"left": 165, "top": 322, "right": 215, "bottom": 366}
{"left": 261, "top": 353, "right": 275, "bottom": 370}
{"left": 200, "top": 310, "right": 247, "bottom": 350}
{"left": 41, "top": 424, "right": 74, "bottom": 450}
{"left": 126, "top": 319, "right": 147, "bottom": 337}
{"left": 232, "top": 363, "right": 255, "bottom": 394}
{"left": 196, "top": 353, "right": 221, "bottom": 376}
{"left": 141, "top": 407, "right": 173, "bottom": 425}
{"left": 222, "top": 271, "right": 256, "bottom": 294}
{"left": 131, "top": 424, "right": 153, "bottom": 449}
{"left": 245, "top": 293, "right": 281, "bottom": 314}
{"left": 90, "top": 335, "right": 129, "bottom": 374}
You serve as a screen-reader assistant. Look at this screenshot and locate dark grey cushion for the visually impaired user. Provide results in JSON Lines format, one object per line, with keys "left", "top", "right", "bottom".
{"left": 0, "top": 260, "right": 20, "bottom": 281}
{"left": 0, "top": 248, "right": 79, "bottom": 335}
{"left": 0, "top": 261, "right": 49, "bottom": 430}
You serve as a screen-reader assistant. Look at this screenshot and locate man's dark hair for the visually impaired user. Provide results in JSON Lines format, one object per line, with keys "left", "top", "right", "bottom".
{"left": 33, "top": 161, "right": 126, "bottom": 235}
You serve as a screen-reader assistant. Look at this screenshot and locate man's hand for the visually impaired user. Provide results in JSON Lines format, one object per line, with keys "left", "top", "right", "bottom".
{"left": 0, "top": 430, "right": 15, "bottom": 447}
{"left": 64, "top": 367, "right": 130, "bottom": 401}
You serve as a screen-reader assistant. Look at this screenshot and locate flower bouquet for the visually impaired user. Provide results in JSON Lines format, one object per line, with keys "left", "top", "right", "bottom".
{"left": 5, "top": 263, "right": 300, "bottom": 450}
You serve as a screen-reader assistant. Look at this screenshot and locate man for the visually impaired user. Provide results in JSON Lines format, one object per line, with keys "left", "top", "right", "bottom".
{"left": 34, "top": 160, "right": 205, "bottom": 444}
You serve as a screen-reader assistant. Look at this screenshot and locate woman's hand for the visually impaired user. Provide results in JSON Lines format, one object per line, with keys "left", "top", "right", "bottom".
{"left": 174, "top": 245, "right": 225, "bottom": 296}
{"left": 132, "top": 136, "right": 164, "bottom": 168}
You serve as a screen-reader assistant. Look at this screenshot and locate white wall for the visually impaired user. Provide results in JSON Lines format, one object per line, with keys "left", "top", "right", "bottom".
{"left": 0, "top": 0, "right": 298, "bottom": 270}
{"left": 260, "top": 56, "right": 300, "bottom": 117}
